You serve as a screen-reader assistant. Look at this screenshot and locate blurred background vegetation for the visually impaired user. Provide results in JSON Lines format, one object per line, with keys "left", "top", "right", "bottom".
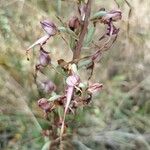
{"left": 0, "top": 0, "right": 150, "bottom": 149}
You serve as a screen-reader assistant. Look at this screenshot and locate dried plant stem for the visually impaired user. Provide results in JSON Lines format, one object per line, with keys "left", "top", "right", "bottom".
{"left": 73, "top": 0, "right": 92, "bottom": 60}
{"left": 124, "top": 0, "right": 132, "bottom": 37}
{"left": 59, "top": 0, "right": 92, "bottom": 144}
{"left": 113, "top": 0, "right": 120, "bottom": 8}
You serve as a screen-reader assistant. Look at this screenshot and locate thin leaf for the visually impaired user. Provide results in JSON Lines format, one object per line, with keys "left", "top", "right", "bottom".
{"left": 48, "top": 95, "right": 61, "bottom": 102}
{"left": 69, "top": 35, "right": 76, "bottom": 50}
{"left": 86, "top": 60, "right": 94, "bottom": 80}
{"left": 41, "top": 141, "right": 51, "bottom": 150}
{"left": 57, "top": 0, "right": 61, "bottom": 15}
{"left": 78, "top": 58, "right": 92, "bottom": 68}
{"left": 90, "top": 11, "right": 107, "bottom": 20}
{"left": 58, "top": 26, "right": 78, "bottom": 39}
{"left": 84, "top": 25, "right": 95, "bottom": 46}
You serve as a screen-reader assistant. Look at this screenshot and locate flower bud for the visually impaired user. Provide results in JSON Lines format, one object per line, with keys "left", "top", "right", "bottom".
{"left": 87, "top": 83, "right": 103, "bottom": 94}
{"left": 39, "top": 47, "right": 51, "bottom": 67}
{"left": 40, "top": 20, "right": 57, "bottom": 36}
{"left": 68, "top": 16, "right": 80, "bottom": 31}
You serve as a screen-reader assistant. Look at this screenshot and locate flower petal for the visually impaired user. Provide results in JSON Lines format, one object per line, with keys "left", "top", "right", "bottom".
{"left": 27, "top": 35, "right": 50, "bottom": 51}
{"left": 40, "top": 20, "right": 57, "bottom": 36}
{"left": 102, "top": 10, "right": 122, "bottom": 22}
{"left": 39, "top": 47, "right": 51, "bottom": 67}
{"left": 66, "top": 74, "right": 80, "bottom": 87}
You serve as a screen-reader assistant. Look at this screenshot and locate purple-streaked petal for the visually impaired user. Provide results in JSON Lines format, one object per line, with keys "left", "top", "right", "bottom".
{"left": 68, "top": 16, "right": 80, "bottom": 31}
{"left": 40, "top": 20, "right": 57, "bottom": 36}
{"left": 102, "top": 10, "right": 122, "bottom": 22}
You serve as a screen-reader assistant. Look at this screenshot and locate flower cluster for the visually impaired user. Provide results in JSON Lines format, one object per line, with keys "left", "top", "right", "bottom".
{"left": 91, "top": 9, "right": 122, "bottom": 39}
{"left": 26, "top": 1, "right": 121, "bottom": 144}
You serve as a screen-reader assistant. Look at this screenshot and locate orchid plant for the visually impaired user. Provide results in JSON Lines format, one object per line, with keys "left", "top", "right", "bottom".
{"left": 26, "top": 0, "right": 122, "bottom": 149}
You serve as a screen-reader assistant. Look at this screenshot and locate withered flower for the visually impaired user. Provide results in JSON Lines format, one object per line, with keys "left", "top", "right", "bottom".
{"left": 57, "top": 59, "right": 69, "bottom": 72}
{"left": 68, "top": 16, "right": 80, "bottom": 31}
{"left": 40, "top": 20, "right": 57, "bottom": 36}
{"left": 87, "top": 83, "right": 103, "bottom": 94}
{"left": 38, "top": 98, "right": 51, "bottom": 112}
{"left": 57, "top": 95, "right": 66, "bottom": 105}
{"left": 35, "top": 64, "right": 45, "bottom": 73}
{"left": 84, "top": 93, "right": 92, "bottom": 104}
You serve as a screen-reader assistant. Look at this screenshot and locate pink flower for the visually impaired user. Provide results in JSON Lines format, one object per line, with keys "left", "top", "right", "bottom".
{"left": 87, "top": 83, "right": 103, "bottom": 94}
{"left": 39, "top": 47, "right": 51, "bottom": 67}
{"left": 106, "top": 23, "right": 119, "bottom": 36}
{"left": 64, "top": 74, "right": 80, "bottom": 114}
{"left": 40, "top": 20, "right": 57, "bottom": 36}
{"left": 66, "top": 74, "right": 80, "bottom": 87}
